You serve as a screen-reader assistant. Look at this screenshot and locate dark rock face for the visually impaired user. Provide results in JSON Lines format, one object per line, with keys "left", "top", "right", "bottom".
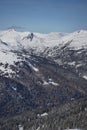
{"left": 26, "top": 33, "right": 34, "bottom": 41}
{"left": 0, "top": 39, "right": 8, "bottom": 46}
{"left": 22, "top": 33, "right": 34, "bottom": 41}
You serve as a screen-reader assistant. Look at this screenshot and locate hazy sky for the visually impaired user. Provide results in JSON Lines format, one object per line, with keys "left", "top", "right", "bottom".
{"left": 0, "top": 0, "right": 87, "bottom": 33}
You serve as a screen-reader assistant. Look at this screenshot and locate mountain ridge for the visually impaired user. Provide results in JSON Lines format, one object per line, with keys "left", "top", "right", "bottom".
{"left": 0, "top": 29, "right": 87, "bottom": 78}
{"left": 0, "top": 29, "right": 87, "bottom": 120}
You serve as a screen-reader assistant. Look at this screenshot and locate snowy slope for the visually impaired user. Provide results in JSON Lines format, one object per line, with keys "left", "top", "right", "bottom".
{"left": 0, "top": 29, "right": 87, "bottom": 78}
{"left": 0, "top": 29, "right": 87, "bottom": 51}
{"left": 61, "top": 30, "right": 87, "bottom": 50}
{"left": 0, "top": 29, "right": 65, "bottom": 49}
{"left": 0, "top": 29, "right": 87, "bottom": 50}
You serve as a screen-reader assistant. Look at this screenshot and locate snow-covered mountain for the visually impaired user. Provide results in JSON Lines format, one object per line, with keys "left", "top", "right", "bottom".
{"left": 1, "top": 29, "right": 87, "bottom": 49}
{"left": 0, "top": 29, "right": 65, "bottom": 76}
{"left": 0, "top": 29, "right": 87, "bottom": 51}
{"left": 0, "top": 29, "right": 87, "bottom": 118}
{"left": 0, "top": 29, "right": 65, "bottom": 49}
{"left": 0, "top": 29, "right": 87, "bottom": 78}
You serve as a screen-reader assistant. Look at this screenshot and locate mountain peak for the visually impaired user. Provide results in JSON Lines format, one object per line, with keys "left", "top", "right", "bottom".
{"left": 0, "top": 29, "right": 87, "bottom": 51}
{"left": 7, "top": 28, "right": 16, "bottom": 32}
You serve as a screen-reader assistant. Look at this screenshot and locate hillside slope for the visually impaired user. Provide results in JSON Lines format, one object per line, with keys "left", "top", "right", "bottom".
{"left": 0, "top": 29, "right": 87, "bottom": 129}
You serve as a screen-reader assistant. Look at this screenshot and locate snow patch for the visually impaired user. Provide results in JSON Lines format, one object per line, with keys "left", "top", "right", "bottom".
{"left": 40, "top": 112, "right": 48, "bottom": 117}
{"left": 68, "top": 61, "right": 75, "bottom": 66}
{"left": 0, "top": 51, "right": 19, "bottom": 65}
{"left": 43, "top": 81, "right": 49, "bottom": 85}
{"left": 0, "top": 50, "right": 22, "bottom": 77}
{"left": 48, "top": 78, "right": 59, "bottom": 86}
{"left": 43, "top": 79, "right": 59, "bottom": 86}
{"left": 36, "top": 126, "right": 40, "bottom": 130}
{"left": 29, "top": 63, "right": 39, "bottom": 72}
{"left": 18, "top": 125, "right": 23, "bottom": 130}
{"left": 12, "top": 87, "right": 17, "bottom": 91}
{"left": 83, "top": 75, "right": 87, "bottom": 80}
{"left": 49, "top": 81, "right": 59, "bottom": 86}
{"left": 0, "top": 65, "right": 16, "bottom": 78}
{"left": 76, "top": 64, "right": 82, "bottom": 68}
